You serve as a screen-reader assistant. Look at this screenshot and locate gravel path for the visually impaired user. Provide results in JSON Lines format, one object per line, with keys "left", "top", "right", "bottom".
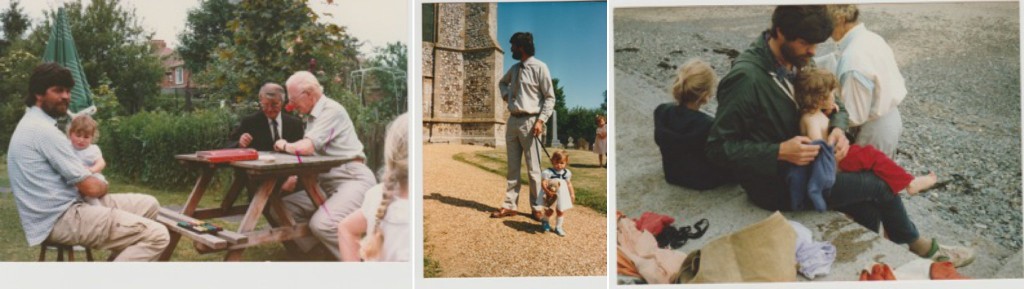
{"left": 614, "top": 1, "right": 1021, "bottom": 268}
{"left": 422, "top": 144, "right": 606, "bottom": 277}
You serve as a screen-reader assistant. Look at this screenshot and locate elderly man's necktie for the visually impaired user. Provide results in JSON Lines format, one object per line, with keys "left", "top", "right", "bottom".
{"left": 271, "top": 119, "right": 280, "bottom": 140}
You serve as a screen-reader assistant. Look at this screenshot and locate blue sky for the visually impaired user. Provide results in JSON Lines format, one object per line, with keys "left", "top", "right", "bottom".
{"left": 498, "top": 1, "right": 607, "bottom": 110}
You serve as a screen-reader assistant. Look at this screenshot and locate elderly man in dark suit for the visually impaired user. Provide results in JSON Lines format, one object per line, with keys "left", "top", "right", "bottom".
{"left": 227, "top": 82, "right": 304, "bottom": 151}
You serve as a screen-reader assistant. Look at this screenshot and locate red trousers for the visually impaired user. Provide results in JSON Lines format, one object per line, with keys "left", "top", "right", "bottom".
{"left": 839, "top": 144, "right": 914, "bottom": 195}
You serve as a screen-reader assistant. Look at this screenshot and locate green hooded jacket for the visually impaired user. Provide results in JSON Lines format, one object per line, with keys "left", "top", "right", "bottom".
{"left": 707, "top": 32, "right": 849, "bottom": 210}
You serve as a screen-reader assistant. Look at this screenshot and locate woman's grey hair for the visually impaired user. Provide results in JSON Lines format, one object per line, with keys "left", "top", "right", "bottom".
{"left": 827, "top": 5, "right": 860, "bottom": 24}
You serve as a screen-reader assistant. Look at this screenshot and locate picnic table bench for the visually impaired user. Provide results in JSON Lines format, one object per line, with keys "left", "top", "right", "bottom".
{"left": 159, "top": 152, "right": 348, "bottom": 261}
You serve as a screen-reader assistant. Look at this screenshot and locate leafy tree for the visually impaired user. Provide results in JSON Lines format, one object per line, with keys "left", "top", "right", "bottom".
{"left": 177, "top": 0, "right": 236, "bottom": 74}
{"left": 29, "top": 0, "right": 163, "bottom": 114}
{"left": 0, "top": 49, "right": 40, "bottom": 153}
{"left": 369, "top": 41, "right": 407, "bottom": 73}
{"left": 357, "top": 41, "right": 407, "bottom": 116}
{"left": 1, "top": 0, "right": 31, "bottom": 54}
{"left": 176, "top": 0, "right": 237, "bottom": 111}
{"left": 0, "top": 48, "right": 38, "bottom": 103}
{"left": 600, "top": 90, "right": 607, "bottom": 113}
{"left": 346, "top": 41, "right": 407, "bottom": 172}
{"left": 1, "top": 0, "right": 30, "bottom": 41}
{"left": 549, "top": 77, "right": 567, "bottom": 146}
{"left": 196, "top": 0, "right": 360, "bottom": 105}
{"left": 563, "top": 106, "right": 600, "bottom": 146}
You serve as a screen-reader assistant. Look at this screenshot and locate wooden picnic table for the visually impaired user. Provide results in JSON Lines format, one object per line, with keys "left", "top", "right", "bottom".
{"left": 158, "top": 152, "right": 348, "bottom": 261}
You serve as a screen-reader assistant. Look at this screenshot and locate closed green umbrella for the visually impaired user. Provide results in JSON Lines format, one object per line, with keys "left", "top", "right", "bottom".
{"left": 43, "top": 8, "right": 93, "bottom": 114}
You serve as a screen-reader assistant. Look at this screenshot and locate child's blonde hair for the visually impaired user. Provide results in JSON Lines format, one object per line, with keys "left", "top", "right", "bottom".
{"left": 671, "top": 58, "right": 716, "bottom": 105}
{"left": 67, "top": 114, "right": 99, "bottom": 139}
{"left": 550, "top": 150, "right": 570, "bottom": 164}
{"left": 794, "top": 67, "right": 838, "bottom": 114}
{"left": 360, "top": 112, "right": 409, "bottom": 261}
{"left": 595, "top": 114, "right": 606, "bottom": 125}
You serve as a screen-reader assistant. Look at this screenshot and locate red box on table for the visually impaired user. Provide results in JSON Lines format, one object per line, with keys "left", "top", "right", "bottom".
{"left": 196, "top": 148, "right": 259, "bottom": 163}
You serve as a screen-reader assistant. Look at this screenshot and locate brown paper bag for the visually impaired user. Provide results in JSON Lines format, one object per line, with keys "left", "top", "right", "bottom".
{"left": 678, "top": 212, "right": 797, "bottom": 283}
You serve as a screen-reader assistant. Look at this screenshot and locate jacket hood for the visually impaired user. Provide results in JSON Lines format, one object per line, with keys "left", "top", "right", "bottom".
{"left": 654, "top": 104, "right": 710, "bottom": 151}
{"left": 734, "top": 31, "right": 776, "bottom": 74}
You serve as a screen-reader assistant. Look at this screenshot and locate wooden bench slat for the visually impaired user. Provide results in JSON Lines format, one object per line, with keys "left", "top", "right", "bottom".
{"left": 159, "top": 208, "right": 250, "bottom": 245}
{"left": 194, "top": 224, "right": 310, "bottom": 254}
{"left": 155, "top": 215, "right": 228, "bottom": 250}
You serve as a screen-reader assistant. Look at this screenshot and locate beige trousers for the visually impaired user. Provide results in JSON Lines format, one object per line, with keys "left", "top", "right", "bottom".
{"left": 45, "top": 193, "right": 170, "bottom": 261}
{"left": 284, "top": 161, "right": 377, "bottom": 259}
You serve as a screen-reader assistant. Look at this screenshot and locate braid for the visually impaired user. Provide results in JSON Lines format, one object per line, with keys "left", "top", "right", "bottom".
{"left": 359, "top": 189, "right": 391, "bottom": 261}
{"left": 359, "top": 113, "right": 409, "bottom": 261}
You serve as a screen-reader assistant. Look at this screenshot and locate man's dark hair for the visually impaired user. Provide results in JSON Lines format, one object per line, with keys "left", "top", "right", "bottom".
{"left": 771, "top": 5, "right": 833, "bottom": 44}
{"left": 26, "top": 62, "right": 75, "bottom": 107}
{"left": 510, "top": 32, "right": 535, "bottom": 56}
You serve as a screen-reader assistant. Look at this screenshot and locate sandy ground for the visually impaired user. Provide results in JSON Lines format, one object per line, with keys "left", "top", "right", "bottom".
{"left": 422, "top": 144, "right": 606, "bottom": 277}
{"left": 614, "top": 2, "right": 1021, "bottom": 281}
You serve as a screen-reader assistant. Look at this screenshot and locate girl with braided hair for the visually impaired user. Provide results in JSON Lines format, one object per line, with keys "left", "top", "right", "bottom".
{"left": 337, "top": 113, "right": 410, "bottom": 261}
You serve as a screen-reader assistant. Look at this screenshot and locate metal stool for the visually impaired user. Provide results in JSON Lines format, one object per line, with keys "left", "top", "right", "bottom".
{"left": 38, "top": 241, "right": 93, "bottom": 262}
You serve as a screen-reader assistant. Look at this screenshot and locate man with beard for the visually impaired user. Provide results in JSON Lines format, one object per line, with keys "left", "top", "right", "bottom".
{"left": 707, "top": 6, "right": 974, "bottom": 267}
{"left": 490, "top": 32, "right": 556, "bottom": 220}
{"left": 7, "top": 63, "right": 169, "bottom": 261}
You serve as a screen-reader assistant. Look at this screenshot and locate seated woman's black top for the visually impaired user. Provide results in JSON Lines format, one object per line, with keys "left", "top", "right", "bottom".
{"left": 654, "top": 103, "right": 734, "bottom": 190}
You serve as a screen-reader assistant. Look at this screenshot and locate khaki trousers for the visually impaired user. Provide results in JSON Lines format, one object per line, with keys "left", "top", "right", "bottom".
{"left": 503, "top": 114, "right": 544, "bottom": 211}
{"left": 45, "top": 194, "right": 169, "bottom": 261}
{"left": 284, "top": 161, "right": 377, "bottom": 259}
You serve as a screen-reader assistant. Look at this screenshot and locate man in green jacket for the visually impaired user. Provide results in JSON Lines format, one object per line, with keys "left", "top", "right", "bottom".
{"left": 707, "top": 5, "right": 974, "bottom": 267}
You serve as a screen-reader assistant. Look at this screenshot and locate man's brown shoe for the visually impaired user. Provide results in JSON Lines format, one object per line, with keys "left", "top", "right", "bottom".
{"left": 490, "top": 208, "right": 517, "bottom": 218}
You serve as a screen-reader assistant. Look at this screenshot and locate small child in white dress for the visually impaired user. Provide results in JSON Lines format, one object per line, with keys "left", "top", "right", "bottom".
{"left": 68, "top": 115, "right": 107, "bottom": 205}
{"left": 541, "top": 150, "right": 575, "bottom": 236}
{"left": 593, "top": 115, "right": 608, "bottom": 168}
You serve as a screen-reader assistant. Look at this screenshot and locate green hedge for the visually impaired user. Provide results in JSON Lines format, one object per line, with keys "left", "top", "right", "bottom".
{"left": 0, "top": 103, "right": 26, "bottom": 154}
{"left": 99, "top": 109, "right": 239, "bottom": 189}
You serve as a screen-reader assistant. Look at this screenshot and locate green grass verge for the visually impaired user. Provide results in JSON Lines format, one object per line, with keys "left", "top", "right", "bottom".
{"left": 424, "top": 257, "right": 443, "bottom": 278}
{"left": 453, "top": 148, "right": 607, "bottom": 213}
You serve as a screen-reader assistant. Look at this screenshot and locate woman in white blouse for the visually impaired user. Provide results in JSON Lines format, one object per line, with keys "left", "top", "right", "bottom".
{"left": 337, "top": 113, "right": 410, "bottom": 262}
{"left": 816, "top": 5, "right": 907, "bottom": 157}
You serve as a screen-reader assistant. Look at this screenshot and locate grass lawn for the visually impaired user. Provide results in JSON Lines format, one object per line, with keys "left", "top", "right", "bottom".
{"left": 453, "top": 148, "right": 607, "bottom": 213}
{"left": 0, "top": 160, "right": 303, "bottom": 262}
{"left": 0, "top": 156, "right": 9, "bottom": 188}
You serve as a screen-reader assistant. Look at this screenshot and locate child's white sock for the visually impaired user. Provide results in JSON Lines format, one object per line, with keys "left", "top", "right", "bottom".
{"left": 556, "top": 216, "right": 564, "bottom": 229}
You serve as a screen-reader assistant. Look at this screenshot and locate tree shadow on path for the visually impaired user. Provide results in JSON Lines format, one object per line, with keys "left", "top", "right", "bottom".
{"left": 425, "top": 192, "right": 502, "bottom": 214}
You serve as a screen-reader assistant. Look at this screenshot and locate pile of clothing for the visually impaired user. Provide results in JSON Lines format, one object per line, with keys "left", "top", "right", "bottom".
{"left": 618, "top": 211, "right": 841, "bottom": 284}
{"left": 631, "top": 212, "right": 709, "bottom": 249}
{"left": 617, "top": 211, "right": 710, "bottom": 284}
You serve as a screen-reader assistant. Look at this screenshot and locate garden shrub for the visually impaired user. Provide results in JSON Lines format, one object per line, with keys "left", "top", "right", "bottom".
{"left": 99, "top": 108, "right": 239, "bottom": 189}
{"left": 0, "top": 102, "right": 26, "bottom": 154}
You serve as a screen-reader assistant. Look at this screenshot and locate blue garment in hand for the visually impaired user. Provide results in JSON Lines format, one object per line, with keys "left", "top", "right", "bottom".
{"left": 785, "top": 139, "right": 836, "bottom": 212}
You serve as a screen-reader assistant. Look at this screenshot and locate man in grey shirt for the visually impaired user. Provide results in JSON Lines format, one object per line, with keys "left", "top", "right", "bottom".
{"left": 7, "top": 63, "right": 168, "bottom": 261}
{"left": 275, "top": 71, "right": 377, "bottom": 260}
{"left": 491, "top": 32, "right": 556, "bottom": 220}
